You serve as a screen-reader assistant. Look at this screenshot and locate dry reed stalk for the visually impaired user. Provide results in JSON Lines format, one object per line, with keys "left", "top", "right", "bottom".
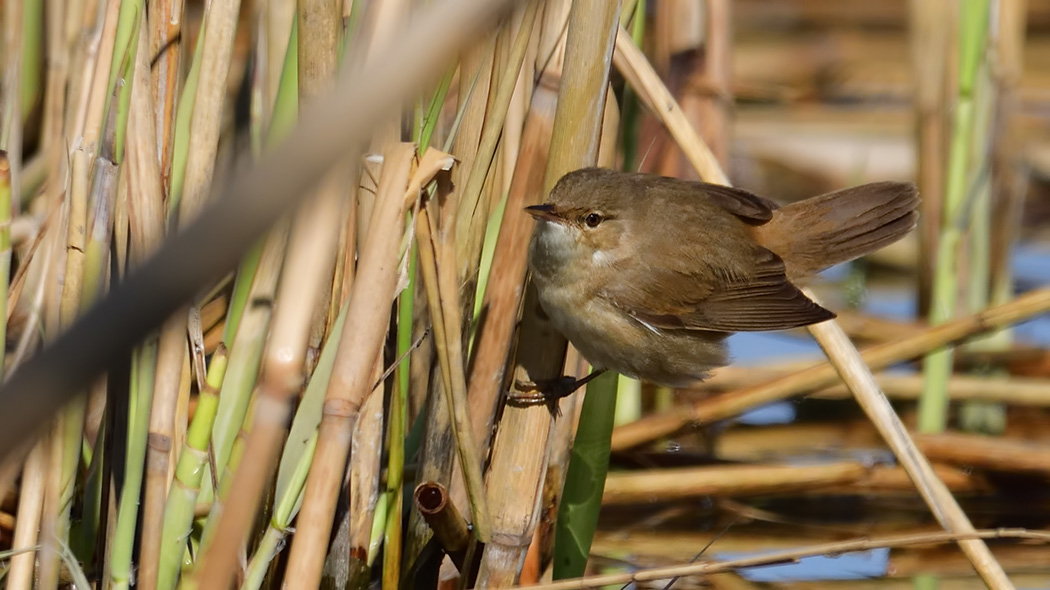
{"left": 78, "top": 0, "right": 119, "bottom": 153}
{"left": 989, "top": 0, "right": 1027, "bottom": 305}
{"left": 464, "top": 74, "right": 556, "bottom": 456}
{"left": 347, "top": 358, "right": 386, "bottom": 571}
{"left": 0, "top": 0, "right": 519, "bottom": 466}
{"left": 697, "top": 0, "right": 731, "bottom": 166}
{"left": 814, "top": 463, "right": 984, "bottom": 495}
{"left": 41, "top": 0, "right": 72, "bottom": 228}
{"left": 448, "top": 30, "right": 494, "bottom": 278}
{"left": 6, "top": 440, "right": 48, "bottom": 590}
{"left": 476, "top": 0, "right": 622, "bottom": 584}
{"left": 140, "top": 317, "right": 189, "bottom": 590}
{"left": 889, "top": 544, "right": 1050, "bottom": 579}
{"left": 178, "top": 0, "right": 242, "bottom": 223}
{"left": 612, "top": 27, "right": 728, "bottom": 185}
{"left": 909, "top": 0, "right": 950, "bottom": 314}
{"left": 195, "top": 164, "right": 348, "bottom": 590}
{"left": 834, "top": 310, "right": 926, "bottom": 342}
{"left": 696, "top": 364, "right": 1050, "bottom": 408}
{"left": 283, "top": 146, "right": 439, "bottom": 588}
{"left": 612, "top": 288, "right": 1050, "bottom": 451}
{"left": 415, "top": 177, "right": 490, "bottom": 537}
{"left": 527, "top": 529, "right": 1050, "bottom": 590}
{"left": 805, "top": 308, "right": 1014, "bottom": 589}
{"left": 914, "top": 431, "right": 1050, "bottom": 476}
{"left": 296, "top": 0, "right": 345, "bottom": 372}
{"left": 415, "top": 482, "right": 475, "bottom": 572}
{"left": 454, "top": 0, "right": 540, "bottom": 297}
{"left": 589, "top": 527, "right": 1034, "bottom": 563}
{"left": 602, "top": 461, "right": 869, "bottom": 506}
{"left": 813, "top": 373, "right": 1050, "bottom": 405}
{"left": 123, "top": 16, "right": 168, "bottom": 583}
{"left": 148, "top": 0, "right": 183, "bottom": 182}
{"left": 1, "top": 0, "right": 23, "bottom": 203}
{"left": 264, "top": 0, "right": 296, "bottom": 126}
{"left": 143, "top": 0, "right": 244, "bottom": 582}
{"left": 533, "top": 89, "right": 619, "bottom": 575}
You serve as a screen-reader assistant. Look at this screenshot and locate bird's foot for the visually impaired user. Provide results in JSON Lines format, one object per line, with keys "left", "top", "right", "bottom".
{"left": 506, "top": 371, "right": 606, "bottom": 415}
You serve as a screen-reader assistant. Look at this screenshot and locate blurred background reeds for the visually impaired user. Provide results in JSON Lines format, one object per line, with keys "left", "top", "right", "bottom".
{"left": 0, "top": 0, "right": 1050, "bottom": 588}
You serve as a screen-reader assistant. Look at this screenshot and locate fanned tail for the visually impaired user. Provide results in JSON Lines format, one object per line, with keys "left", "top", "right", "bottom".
{"left": 754, "top": 181, "right": 920, "bottom": 282}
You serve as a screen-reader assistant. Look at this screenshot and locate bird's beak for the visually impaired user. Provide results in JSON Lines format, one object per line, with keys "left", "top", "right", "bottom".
{"left": 525, "top": 203, "right": 563, "bottom": 223}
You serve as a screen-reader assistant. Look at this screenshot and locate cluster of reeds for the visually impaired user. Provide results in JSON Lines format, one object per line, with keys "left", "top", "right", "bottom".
{"left": 0, "top": 0, "right": 1047, "bottom": 589}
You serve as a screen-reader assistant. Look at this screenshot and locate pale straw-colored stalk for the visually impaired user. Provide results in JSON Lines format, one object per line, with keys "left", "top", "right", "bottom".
{"left": 125, "top": 8, "right": 178, "bottom": 586}
{"left": 476, "top": 0, "right": 622, "bottom": 584}
{"left": 5, "top": 439, "right": 48, "bottom": 590}
{"left": 281, "top": 144, "right": 419, "bottom": 589}
{"left": 147, "top": 0, "right": 184, "bottom": 182}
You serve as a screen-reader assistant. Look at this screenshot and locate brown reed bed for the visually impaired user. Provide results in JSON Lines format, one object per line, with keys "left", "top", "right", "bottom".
{"left": 0, "top": 0, "right": 1049, "bottom": 589}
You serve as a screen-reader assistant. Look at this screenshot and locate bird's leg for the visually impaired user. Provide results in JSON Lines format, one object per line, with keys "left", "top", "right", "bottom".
{"left": 508, "top": 370, "right": 607, "bottom": 406}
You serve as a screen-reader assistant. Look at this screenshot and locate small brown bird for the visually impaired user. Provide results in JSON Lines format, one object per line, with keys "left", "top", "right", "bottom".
{"left": 525, "top": 168, "right": 919, "bottom": 390}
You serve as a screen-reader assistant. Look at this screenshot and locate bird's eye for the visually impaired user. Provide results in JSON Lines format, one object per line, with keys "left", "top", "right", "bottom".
{"left": 583, "top": 212, "right": 603, "bottom": 228}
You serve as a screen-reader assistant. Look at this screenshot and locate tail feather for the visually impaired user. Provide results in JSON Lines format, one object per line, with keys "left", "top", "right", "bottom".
{"left": 753, "top": 181, "right": 920, "bottom": 281}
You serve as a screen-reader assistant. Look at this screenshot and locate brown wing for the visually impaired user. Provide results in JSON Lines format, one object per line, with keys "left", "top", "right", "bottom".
{"left": 601, "top": 248, "right": 835, "bottom": 333}
{"left": 695, "top": 183, "right": 780, "bottom": 225}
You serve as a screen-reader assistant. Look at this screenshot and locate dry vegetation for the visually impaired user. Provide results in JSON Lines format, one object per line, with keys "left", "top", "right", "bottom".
{"left": 0, "top": 0, "right": 1049, "bottom": 588}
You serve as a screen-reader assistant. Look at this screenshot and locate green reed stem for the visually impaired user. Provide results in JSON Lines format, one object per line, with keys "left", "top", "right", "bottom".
{"left": 920, "top": 0, "right": 990, "bottom": 433}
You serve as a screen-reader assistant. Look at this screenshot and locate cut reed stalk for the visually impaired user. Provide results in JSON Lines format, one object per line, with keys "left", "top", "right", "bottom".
{"left": 477, "top": 0, "right": 622, "bottom": 584}
{"left": 414, "top": 482, "right": 474, "bottom": 572}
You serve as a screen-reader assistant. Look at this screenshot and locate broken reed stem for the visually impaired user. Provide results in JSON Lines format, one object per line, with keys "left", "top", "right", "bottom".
{"left": 611, "top": 287, "right": 1050, "bottom": 451}
{"left": 282, "top": 145, "right": 419, "bottom": 589}
{"left": 414, "top": 482, "right": 474, "bottom": 572}
{"left": 524, "top": 529, "right": 1050, "bottom": 590}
